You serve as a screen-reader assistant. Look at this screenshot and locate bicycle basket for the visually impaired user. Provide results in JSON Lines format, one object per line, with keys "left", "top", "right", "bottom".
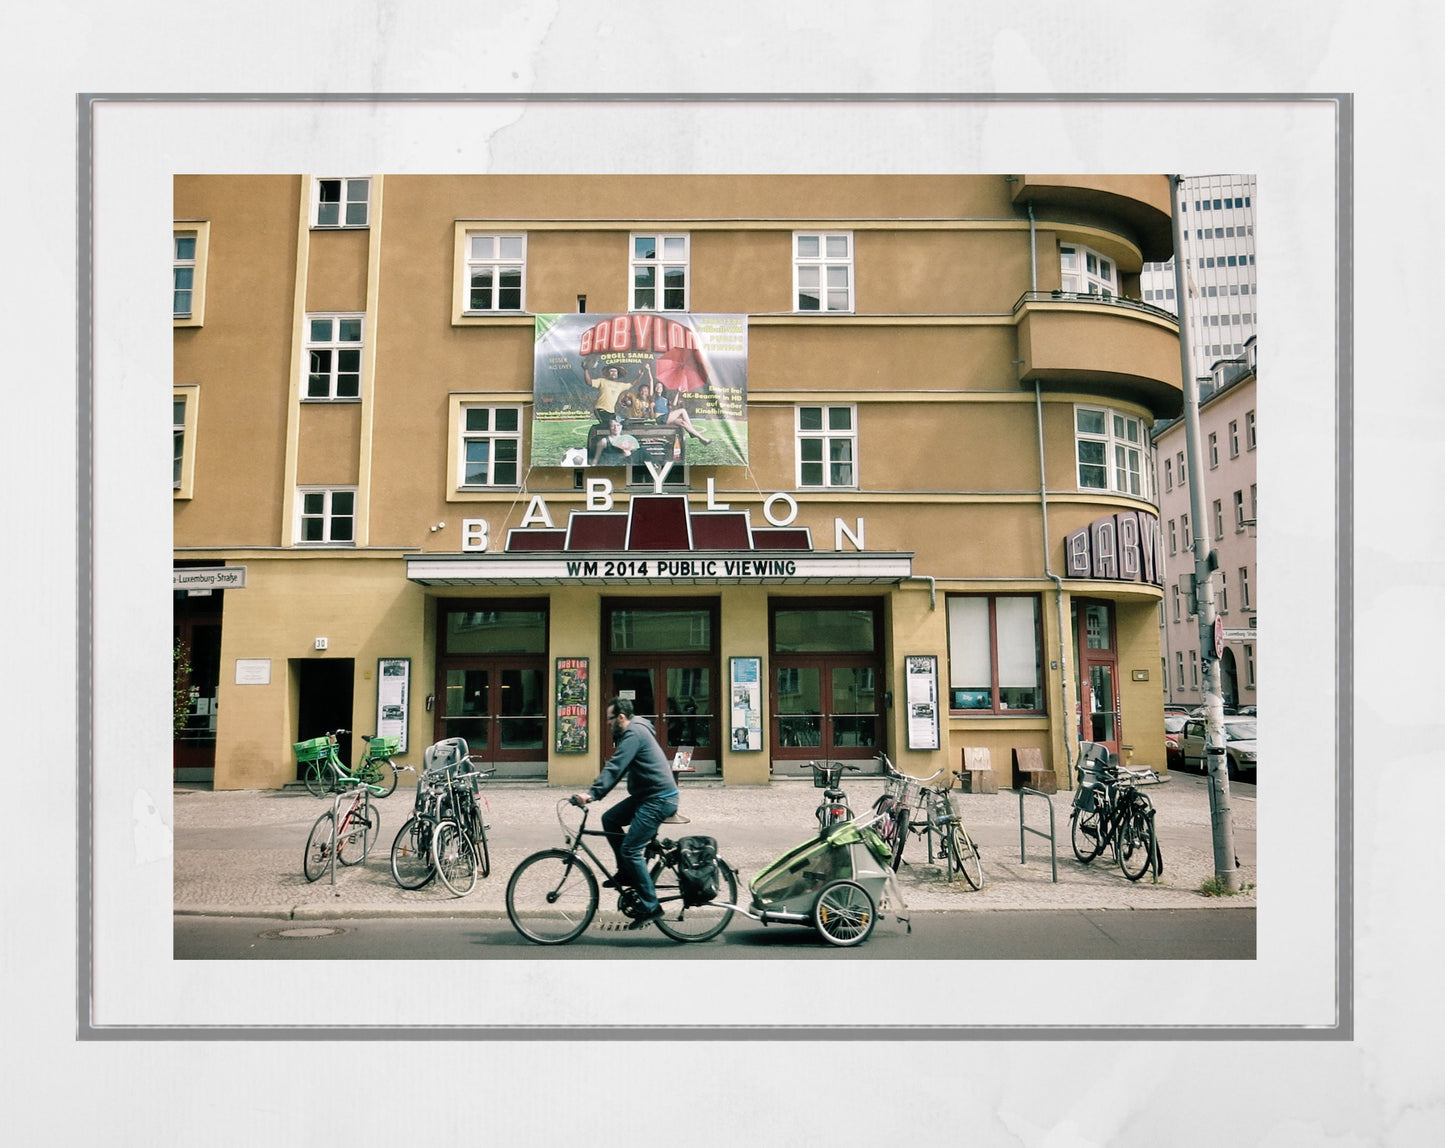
{"left": 366, "top": 735, "right": 400, "bottom": 759}
{"left": 293, "top": 736, "right": 333, "bottom": 764}
{"left": 811, "top": 762, "right": 843, "bottom": 789}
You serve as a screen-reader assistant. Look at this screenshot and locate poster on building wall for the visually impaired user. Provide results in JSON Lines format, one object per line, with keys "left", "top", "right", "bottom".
{"left": 905, "top": 655, "right": 940, "bottom": 750}
{"left": 532, "top": 313, "right": 748, "bottom": 469}
{"left": 376, "top": 658, "right": 410, "bottom": 752}
{"left": 729, "top": 656, "right": 763, "bottom": 751}
{"left": 555, "top": 658, "right": 589, "bottom": 753}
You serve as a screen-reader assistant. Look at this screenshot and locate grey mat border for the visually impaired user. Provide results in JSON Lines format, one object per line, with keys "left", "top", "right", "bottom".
{"left": 77, "top": 91, "right": 1352, "bottom": 1040}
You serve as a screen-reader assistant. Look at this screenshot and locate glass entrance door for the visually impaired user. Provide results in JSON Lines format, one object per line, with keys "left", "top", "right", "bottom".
{"left": 770, "top": 599, "right": 884, "bottom": 763}
{"left": 1073, "top": 599, "right": 1121, "bottom": 758}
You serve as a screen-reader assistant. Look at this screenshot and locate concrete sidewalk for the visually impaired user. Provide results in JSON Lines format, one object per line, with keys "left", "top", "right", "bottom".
{"left": 171, "top": 771, "right": 1257, "bottom": 920}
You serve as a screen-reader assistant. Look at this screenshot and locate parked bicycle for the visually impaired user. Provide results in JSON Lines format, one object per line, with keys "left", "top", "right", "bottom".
{"left": 871, "top": 753, "right": 983, "bottom": 888}
{"left": 430, "top": 764, "right": 495, "bottom": 896}
{"left": 295, "top": 728, "right": 399, "bottom": 799}
{"left": 505, "top": 798, "right": 738, "bottom": 945}
{"left": 302, "top": 778, "right": 385, "bottom": 882}
{"left": 1068, "top": 742, "right": 1163, "bottom": 882}
{"left": 390, "top": 741, "right": 493, "bottom": 894}
{"left": 802, "top": 760, "right": 860, "bottom": 830}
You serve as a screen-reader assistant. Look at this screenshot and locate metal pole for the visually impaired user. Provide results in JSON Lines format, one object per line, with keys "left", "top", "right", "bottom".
{"left": 1168, "top": 176, "right": 1240, "bottom": 890}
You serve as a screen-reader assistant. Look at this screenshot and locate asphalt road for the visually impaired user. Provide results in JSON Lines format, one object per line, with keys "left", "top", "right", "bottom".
{"left": 175, "top": 906, "right": 1256, "bottom": 960}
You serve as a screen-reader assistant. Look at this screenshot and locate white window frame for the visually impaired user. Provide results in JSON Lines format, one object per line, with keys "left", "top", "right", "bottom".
{"left": 458, "top": 404, "right": 524, "bottom": 489}
{"left": 294, "top": 487, "right": 357, "bottom": 546}
{"left": 795, "top": 404, "right": 858, "bottom": 489}
{"left": 1213, "top": 499, "right": 1224, "bottom": 540}
{"left": 1218, "top": 571, "right": 1228, "bottom": 614}
{"left": 1059, "top": 243, "right": 1118, "bottom": 297}
{"left": 1208, "top": 432, "right": 1219, "bottom": 468}
{"left": 1240, "top": 566, "right": 1252, "bottom": 609}
{"left": 1246, "top": 409, "right": 1257, "bottom": 450}
{"left": 312, "top": 177, "right": 370, "bottom": 228}
{"left": 173, "top": 222, "right": 209, "bottom": 327}
{"left": 1244, "top": 645, "right": 1256, "bottom": 689}
{"left": 1234, "top": 490, "right": 1246, "bottom": 531}
{"left": 793, "top": 232, "right": 854, "bottom": 313}
{"left": 464, "top": 232, "right": 527, "bottom": 313}
{"left": 1175, "top": 652, "right": 1185, "bottom": 690}
{"left": 1189, "top": 650, "right": 1199, "bottom": 689}
{"left": 1073, "top": 405, "right": 1151, "bottom": 497}
{"left": 1229, "top": 419, "right": 1240, "bottom": 457}
{"left": 629, "top": 233, "right": 689, "bottom": 311}
{"left": 173, "top": 385, "right": 199, "bottom": 499}
{"left": 304, "top": 314, "right": 365, "bottom": 401}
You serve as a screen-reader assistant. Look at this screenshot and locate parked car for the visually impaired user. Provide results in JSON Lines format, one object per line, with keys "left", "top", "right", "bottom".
{"left": 1164, "top": 713, "right": 1189, "bottom": 770}
{"left": 1180, "top": 716, "right": 1257, "bottom": 780}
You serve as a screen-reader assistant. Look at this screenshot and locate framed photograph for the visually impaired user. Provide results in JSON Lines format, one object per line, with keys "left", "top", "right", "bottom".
{"left": 555, "top": 657, "right": 589, "bottom": 753}
{"left": 728, "top": 656, "right": 763, "bottom": 752}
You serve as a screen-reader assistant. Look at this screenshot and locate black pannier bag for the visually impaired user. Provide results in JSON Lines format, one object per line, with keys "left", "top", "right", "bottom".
{"left": 676, "top": 835, "right": 720, "bottom": 906}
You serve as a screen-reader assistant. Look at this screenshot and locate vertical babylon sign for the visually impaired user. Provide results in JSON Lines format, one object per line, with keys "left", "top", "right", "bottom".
{"left": 531, "top": 313, "right": 748, "bottom": 469}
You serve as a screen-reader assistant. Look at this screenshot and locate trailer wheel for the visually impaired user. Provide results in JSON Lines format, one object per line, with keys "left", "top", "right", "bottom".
{"left": 812, "top": 880, "right": 876, "bottom": 947}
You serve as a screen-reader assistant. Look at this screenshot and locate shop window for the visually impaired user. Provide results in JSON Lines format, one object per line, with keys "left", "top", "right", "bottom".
{"left": 946, "top": 595, "right": 1043, "bottom": 714}
{"left": 173, "top": 223, "right": 209, "bottom": 326}
{"left": 794, "top": 232, "right": 853, "bottom": 312}
{"left": 313, "top": 177, "right": 370, "bottom": 228}
{"left": 458, "top": 404, "right": 522, "bottom": 488}
{"left": 295, "top": 487, "right": 356, "bottom": 545}
{"left": 465, "top": 233, "right": 526, "bottom": 312}
{"left": 1074, "top": 406, "right": 1148, "bottom": 497}
{"left": 173, "top": 386, "right": 199, "bottom": 499}
{"left": 796, "top": 405, "right": 857, "bottom": 489}
{"left": 304, "top": 314, "right": 363, "bottom": 400}
{"left": 631, "top": 233, "right": 689, "bottom": 311}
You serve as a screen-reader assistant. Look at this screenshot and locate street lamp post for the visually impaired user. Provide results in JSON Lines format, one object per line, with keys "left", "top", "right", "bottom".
{"left": 1169, "top": 175, "right": 1241, "bottom": 891}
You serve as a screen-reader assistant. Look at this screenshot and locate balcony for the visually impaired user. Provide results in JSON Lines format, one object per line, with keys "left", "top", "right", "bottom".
{"left": 1010, "top": 175, "right": 1175, "bottom": 263}
{"left": 1013, "top": 291, "right": 1183, "bottom": 419}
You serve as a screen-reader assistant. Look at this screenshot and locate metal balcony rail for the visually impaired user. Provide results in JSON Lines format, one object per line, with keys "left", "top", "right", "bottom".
{"left": 1013, "top": 290, "right": 1180, "bottom": 325}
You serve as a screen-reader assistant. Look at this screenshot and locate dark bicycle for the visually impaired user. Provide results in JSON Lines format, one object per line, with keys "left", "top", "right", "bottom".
{"left": 1069, "top": 741, "right": 1163, "bottom": 882}
{"left": 505, "top": 799, "right": 738, "bottom": 945}
{"left": 801, "top": 760, "right": 860, "bottom": 830}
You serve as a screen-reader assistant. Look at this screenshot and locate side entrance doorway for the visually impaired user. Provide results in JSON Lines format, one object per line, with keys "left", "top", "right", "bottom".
{"left": 294, "top": 659, "right": 355, "bottom": 781}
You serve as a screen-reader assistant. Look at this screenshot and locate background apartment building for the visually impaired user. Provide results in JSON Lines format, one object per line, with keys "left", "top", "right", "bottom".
{"left": 173, "top": 174, "right": 1184, "bottom": 791}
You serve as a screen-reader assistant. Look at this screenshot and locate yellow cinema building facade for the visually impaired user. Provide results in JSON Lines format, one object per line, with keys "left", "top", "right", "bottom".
{"left": 173, "top": 174, "right": 1182, "bottom": 792}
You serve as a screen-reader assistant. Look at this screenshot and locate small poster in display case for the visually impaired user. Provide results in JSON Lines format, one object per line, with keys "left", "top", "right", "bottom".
{"left": 555, "top": 658, "right": 589, "bottom": 753}
{"left": 728, "top": 656, "right": 763, "bottom": 751}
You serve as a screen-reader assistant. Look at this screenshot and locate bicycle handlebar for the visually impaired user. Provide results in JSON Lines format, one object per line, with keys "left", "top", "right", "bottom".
{"left": 877, "top": 753, "right": 942, "bottom": 785}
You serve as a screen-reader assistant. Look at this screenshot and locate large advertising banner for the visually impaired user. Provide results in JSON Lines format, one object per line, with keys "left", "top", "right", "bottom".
{"left": 532, "top": 313, "right": 748, "bottom": 469}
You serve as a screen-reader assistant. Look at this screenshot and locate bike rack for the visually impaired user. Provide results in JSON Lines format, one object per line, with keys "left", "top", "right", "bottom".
{"left": 328, "top": 786, "right": 368, "bottom": 892}
{"left": 1018, "top": 787, "right": 1058, "bottom": 883}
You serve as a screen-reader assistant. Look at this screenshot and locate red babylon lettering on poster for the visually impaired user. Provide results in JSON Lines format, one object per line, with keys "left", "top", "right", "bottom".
{"left": 578, "top": 314, "right": 698, "bottom": 356}
{"left": 559, "top": 705, "right": 586, "bottom": 718}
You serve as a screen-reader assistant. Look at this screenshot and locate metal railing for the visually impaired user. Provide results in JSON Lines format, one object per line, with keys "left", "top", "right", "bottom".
{"left": 1017, "top": 787, "right": 1058, "bottom": 883}
{"left": 1013, "top": 290, "right": 1180, "bottom": 325}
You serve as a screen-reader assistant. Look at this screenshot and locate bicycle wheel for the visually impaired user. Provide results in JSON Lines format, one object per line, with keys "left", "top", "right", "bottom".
{"left": 1117, "top": 807, "right": 1156, "bottom": 882}
{"left": 302, "top": 811, "right": 335, "bottom": 882}
{"left": 431, "top": 820, "right": 479, "bottom": 896}
{"left": 812, "top": 880, "right": 876, "bottom": 947}
{"left": 361, "top": 757, "right": 398, "bottom": 798}
{"left": 390, "top": 815, "right": 436, "bottom": 889}
{"left": 889, "top": 806, "right": 911, "bottom": 870}
{"left": 506, "top": 850, "right": 599, "bottom": 945}
{"left": 649, "top": 857, "right": 738, "bottom": 943}
{"left": 471, "top": 812, "right": 491, "bottom": 879}
{"left": 1070, "top": 806, "right": 1105, "bottom": 863}
{"left": 337, "top": 799, "right": 379, "bottom": 865}
{"left": 303, "top": 760, "right": 330, "bottom": 799}
{"left": 945, "top": 824, "right": 985, "bottom": 890}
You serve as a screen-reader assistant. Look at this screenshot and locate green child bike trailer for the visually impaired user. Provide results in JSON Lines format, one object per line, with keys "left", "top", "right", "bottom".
{"left": 732, "top": 810, "right": 909, "bottom": 947}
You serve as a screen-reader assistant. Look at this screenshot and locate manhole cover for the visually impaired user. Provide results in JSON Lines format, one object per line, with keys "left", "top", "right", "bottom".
{"left": 260, "top": 926, "right": 348, "bottom": 940}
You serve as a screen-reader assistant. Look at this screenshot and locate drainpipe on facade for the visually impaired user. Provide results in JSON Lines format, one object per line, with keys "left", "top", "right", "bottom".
{"left": 1035, "top": 381, "right": 1076, "bottom": 789}
{"left": 1169, "top": 175, "right": 1240, "bottom": 890}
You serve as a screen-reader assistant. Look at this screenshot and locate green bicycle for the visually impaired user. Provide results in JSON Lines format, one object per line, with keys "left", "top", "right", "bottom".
{"left": 294, "top": 728, "right": 399, "bottom": 799}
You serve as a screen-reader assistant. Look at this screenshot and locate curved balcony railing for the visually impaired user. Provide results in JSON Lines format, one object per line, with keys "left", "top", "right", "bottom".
{"left": 1013, "top": 290, "right": 1180, "bottom": 325}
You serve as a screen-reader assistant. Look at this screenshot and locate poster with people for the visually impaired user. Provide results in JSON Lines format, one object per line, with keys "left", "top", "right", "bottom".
{"left": 532, "top": 313, "right": 748, "bottom": 468}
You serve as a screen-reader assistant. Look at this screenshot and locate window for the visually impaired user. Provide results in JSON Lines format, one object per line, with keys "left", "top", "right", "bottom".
{"left": 173, "top": 385, "right": 198, "bottom": 498}
{"left": 1250, "top": 483, "right": 1257, "bottom": 521}
{"left": 305, "top": 315, "right": 364, "bottom": 399}
{"left": 1218, "top": 570, "right": 1228, "bottom": 614}
{"left": 465, "top": 233, "right": 526, "bottom": 312}
{"left": 295, "top": 488, "right": 356, "bottom": 545}
{"left": 1168, "top": 519, "right": 1178, "bottom": 555}
{"left": 1172, "top": 585, "right": 1181, "bottom": 622}
{"left": 1176, "top": 652, "right": 1186, "bottom": 690}
{"left": 1213, "top": 499, "right": 1224, "bottom": 540}
{"left": 1176, "top": 451, "right": 1186, "bottom": 486}
{"left": 313, "top": 177, "right": 370, "bottom": 228}
{"left": 1073, "top": 406, "right": 1149, "bottom": 496}
{"left": 630, "top": 233, "right": 688, "bottom": 311}
{"left": 1246, "top": 410, "right": 1257, "bottom": 450}
{"left": 947, "top": 595, "right": 1043, "bottom": 713}
{"left": 794, "top": 232, "right": 853, "bottom": 312}
{"left": 459, "top": 405, "right": 522, "bottom": 488}
{"left": 1164, "top": 458, "right": 1173, "bottom": 490}
{"left": 796, "top": 405, "right": 857, "bottom": 488}
{"left": 1229, "top": 420, "right": 1240, "bottom": 457}
{"left": 1208, "top": 432, "right": 1219, "bottom": 468}
{"left": 1190, "top": 650, "right": 1199, "bottom": 688}
{"left": 172, "top": 223, "right": 209, "bottom": 326}
{"left": 1240, "top": 566, "right": 1252, "bottom": 609}
{"left": 1244, "top": 645, "right": 1256, "bottom": 689}
{"left": 628, "top": 461, "right": 688, "bottom": 490}
{"left": 1059, "top": 243, "right": 1116, "bottom": 296}
{"left": 1233, "top": 490, "right": 1246, "bottom": 530}
{"left": 1182, "top": 513, "right": 1192, "bottom": 548}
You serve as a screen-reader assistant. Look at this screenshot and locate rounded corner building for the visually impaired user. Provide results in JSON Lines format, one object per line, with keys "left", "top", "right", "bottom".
{"left": 172, "top": 173, "right": 1182, "bottom": 793}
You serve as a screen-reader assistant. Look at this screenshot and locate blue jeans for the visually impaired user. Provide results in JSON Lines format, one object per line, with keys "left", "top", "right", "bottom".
{"left": 601, "top": 792, "right": 679, "bottom": 915}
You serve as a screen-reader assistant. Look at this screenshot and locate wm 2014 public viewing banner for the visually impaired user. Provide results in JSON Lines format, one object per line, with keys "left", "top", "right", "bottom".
{"left": 532, "top": 313, "right": 748, "bottom": 468}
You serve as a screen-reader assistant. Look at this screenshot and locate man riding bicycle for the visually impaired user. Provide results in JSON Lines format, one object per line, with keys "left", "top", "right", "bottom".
{"left": 572, "top": 698, "right": 679, "bottom": 929}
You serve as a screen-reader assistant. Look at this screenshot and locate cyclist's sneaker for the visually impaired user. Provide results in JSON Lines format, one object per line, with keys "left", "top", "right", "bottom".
{"left": 602, "top": 876, "right": 633, "bottom": 890}
{"left": 625, "top": 907, "right": 665, "bottom": 930}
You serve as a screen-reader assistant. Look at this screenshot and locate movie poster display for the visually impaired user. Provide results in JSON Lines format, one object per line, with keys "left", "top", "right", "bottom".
{"left": 554, "top": 658, "right": 589, "bottom": 753}
{"left": 905, "top": 655, "right": 940, "bottom": 751}
{"left": 728, "top": 656, "right": 763, "bottom": 752}
{"left": 532, "top": 313, "right": 748, "bottom": 469}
